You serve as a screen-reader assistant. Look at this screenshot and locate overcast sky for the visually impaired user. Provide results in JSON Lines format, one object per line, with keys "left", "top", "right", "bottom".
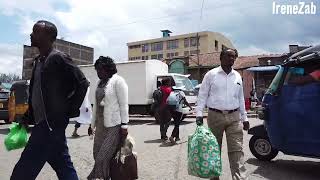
{"left": 0, "top": 0, "right": 319, "bottom": 76}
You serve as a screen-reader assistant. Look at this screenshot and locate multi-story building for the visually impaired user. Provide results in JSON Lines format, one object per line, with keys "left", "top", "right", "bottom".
{"left": 22, "top": 39, "right": 94, "bottom": 79}
{"left": 127, "top": 30, "right": 234, "bottom": 61}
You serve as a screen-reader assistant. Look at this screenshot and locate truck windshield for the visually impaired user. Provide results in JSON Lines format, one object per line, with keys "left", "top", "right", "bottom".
{"left": 173, "top": 75, "right": 195, "bottom": 91}
{"left": 265, "top": 66, "right": 284, "bottom": 95}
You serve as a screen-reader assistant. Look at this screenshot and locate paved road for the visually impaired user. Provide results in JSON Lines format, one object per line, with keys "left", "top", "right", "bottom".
{"left": 0, "top": 117, "right": 320, "bottom": 180}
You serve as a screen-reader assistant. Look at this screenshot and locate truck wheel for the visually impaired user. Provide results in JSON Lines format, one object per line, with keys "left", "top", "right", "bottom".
{"left": 249, "top": 136, "right": 278, "bottom": 161}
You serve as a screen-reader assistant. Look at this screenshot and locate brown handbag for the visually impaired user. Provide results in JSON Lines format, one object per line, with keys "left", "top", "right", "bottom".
{"left": 110, "top": 151, "right": 138, "bottom": 180}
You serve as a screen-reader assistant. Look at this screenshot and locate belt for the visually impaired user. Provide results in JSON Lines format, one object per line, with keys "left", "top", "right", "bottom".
{"left": 209, "top": 108, "right": 239, "bottom": 114}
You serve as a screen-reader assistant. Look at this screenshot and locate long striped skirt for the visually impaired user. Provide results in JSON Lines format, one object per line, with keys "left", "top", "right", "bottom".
{"left": 87, "top": 125, "right": 121, "bottom": 180}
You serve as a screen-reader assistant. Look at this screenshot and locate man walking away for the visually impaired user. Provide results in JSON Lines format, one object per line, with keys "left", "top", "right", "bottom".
{"left": 168, "top": 86, "right": 192, "bottom": 143}
{"left": 196, "top": 48, "right": 250, "bottom": 180}
{"left": 10, "top": 20, "right": 89, "bottom": 180}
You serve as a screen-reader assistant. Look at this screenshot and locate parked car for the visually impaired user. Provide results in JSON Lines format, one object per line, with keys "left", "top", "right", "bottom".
{"left": 248, "top": 44, "right": 320, "bottom": 161}
{"left": 0, "top": 90, "right": 10, "bottom": 123}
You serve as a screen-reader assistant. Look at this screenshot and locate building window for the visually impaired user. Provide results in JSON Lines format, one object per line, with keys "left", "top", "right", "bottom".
{"left": 158, "top": 54, "right": 163, "bottom": 59}
{"left": 167, "top": 40, "right": 179, "bottom": 49}
{"left": 145, "top": 56, "right": 148, "bottom": 60}
{"left": 175, "top": 52, "right": 179, "bottom": 56}
{"left": 151, "top": 42, "right": 163, "bottom": 51}
{"left": 142, "top": 56, "right": 145, "bottom": 60}
{"left": 151, "top": 54, "right": 157, "bottom": 59}
{"left": 190, "top": 50, "right": 200, "bottom": 55}
{"left": 215, "top": 40, "right": 219, "bottom": 51}
{"left": 190, "top": 37, "right": 199, "bottom": 47}
{"left": 184, "top": 38, "right": 189, "bottom": 47}
{"left": 166, "top": 52, "right": 175, "bottom": 58}
{"left": 129, "top": 45, "right": 141, "bottom": 49}
{"left": 142, "top": 44, "right": 149, "bottom": 53}
{"left": 184, "top": 51, "right": 189, "bottom": 56}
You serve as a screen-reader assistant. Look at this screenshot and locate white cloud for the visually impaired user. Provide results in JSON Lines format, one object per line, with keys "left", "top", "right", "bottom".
{"left": 54, "top": 0, "right": 176, "bottom": 61}
{"left": 0, "top": 0, "right": 56, "bottom": 16}
{"left": 0, "top": 0, "right": 319, "bottom": 72}
{"left": 240, "top": 45, "right": 275, "bottom": 56}
{"left": 0, "top": 44, "right": 23, "bottom": 76}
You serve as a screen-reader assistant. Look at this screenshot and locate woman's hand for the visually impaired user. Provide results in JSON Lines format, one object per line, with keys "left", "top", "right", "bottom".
{"left": 120, "top": 127, "right": 128, "bottom": 146}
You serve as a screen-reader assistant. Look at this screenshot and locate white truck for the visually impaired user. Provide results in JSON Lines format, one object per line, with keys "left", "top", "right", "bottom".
{"left": 79, "top": 60, "right": 197, "bottom": 121}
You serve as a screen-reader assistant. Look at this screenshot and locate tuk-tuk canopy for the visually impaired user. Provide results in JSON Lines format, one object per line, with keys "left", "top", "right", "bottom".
{"left": 10, "top": 80, "right": 29, "bottom": 104}
{"left": 284, "top": 44, "right": 320, "bottom": 66}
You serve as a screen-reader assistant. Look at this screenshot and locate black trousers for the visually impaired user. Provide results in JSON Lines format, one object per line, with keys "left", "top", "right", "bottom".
{"left": 74, "top": 122, "right": 81, "bottom": 128}
{"left": 159, "top": 105, "right": 183, "bottom": 138}
{"left": 170, "top": 110, "right": 183, "bottom": 139}
{"left": 11, "top": 121, "right": 79, "bottom": 180}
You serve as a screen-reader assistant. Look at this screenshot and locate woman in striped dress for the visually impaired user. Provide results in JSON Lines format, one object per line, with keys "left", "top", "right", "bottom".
{"left": 88, "top": 56, "right": 129, "bottom": 180}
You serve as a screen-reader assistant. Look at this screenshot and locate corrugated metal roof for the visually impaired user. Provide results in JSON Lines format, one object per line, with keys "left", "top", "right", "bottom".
{"left": 246, "top": 66, "right": 280, "bottom": 72}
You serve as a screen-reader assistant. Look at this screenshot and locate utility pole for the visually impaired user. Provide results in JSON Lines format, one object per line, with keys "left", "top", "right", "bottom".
{"left": 196, "top": 32, "right": 200, "bottom": 80}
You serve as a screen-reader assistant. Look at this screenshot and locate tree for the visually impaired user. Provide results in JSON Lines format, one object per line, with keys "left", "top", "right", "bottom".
{"left": 0, "top": 73, "right": 21, "bottom": 83}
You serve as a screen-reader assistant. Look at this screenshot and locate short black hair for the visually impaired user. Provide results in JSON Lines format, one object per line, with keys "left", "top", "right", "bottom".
{"left": 94, "top": 56, "right": 117, "bottom": 75}
{"left": 220, "top": 48, "right": 238, "bottom": 60}
{"left": 36, "top": 20, "right": 58, "bottom": 42}
{"left": 161, "top": 78, "right": 171, "bottom": 86}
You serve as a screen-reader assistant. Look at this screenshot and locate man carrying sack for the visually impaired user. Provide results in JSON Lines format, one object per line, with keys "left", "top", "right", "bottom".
{"left": 196, "top": 48, "right": 250, "bottom": 180}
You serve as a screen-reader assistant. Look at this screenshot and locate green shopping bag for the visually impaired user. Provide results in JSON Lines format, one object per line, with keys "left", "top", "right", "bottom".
{"left": 188, "top": 125, "right": 222, "bottom": 178}
{"left": 4, "top": 123, "right": 28, "bottom": 151}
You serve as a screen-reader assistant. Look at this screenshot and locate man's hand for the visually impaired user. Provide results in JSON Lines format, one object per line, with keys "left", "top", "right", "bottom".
{"left": 243, "top": 121, "right": 250, "bottom": 131}
{"left": 196, "top": 116, "right": 203, "bottom": 126}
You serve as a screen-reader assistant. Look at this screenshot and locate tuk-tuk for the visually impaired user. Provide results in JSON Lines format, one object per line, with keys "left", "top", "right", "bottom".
{"left": 248, "top": 45, "right": 320, "bottom": 161}
{"left": 8, "top": 80, "right": 29, "bottom": 123}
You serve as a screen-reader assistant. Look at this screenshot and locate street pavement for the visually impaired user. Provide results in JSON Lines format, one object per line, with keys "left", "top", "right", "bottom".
{"left": 0, "top": 117, "right": 320, "bottom": 180}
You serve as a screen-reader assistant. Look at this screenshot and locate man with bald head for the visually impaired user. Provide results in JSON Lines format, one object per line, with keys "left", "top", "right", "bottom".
{"left": 10, "top": 20, "right": 89, "bottom": 180}
{"left": 196, "top": 48, "right": 249, "bottom": 180}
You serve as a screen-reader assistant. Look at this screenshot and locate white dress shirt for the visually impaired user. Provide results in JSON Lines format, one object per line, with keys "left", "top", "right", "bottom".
{"left": 196, "top": 66, "right": 248, "bottom": 122}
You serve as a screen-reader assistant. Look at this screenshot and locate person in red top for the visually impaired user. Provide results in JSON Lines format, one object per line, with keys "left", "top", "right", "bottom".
{"left": 310, "top": 69, "right": 320, "bottom": 81}
{"left": 159, "top": 78, "right": 172, "bottom": 140}
{"left": 291, "top": 69, "right": 320, "bottom": 85}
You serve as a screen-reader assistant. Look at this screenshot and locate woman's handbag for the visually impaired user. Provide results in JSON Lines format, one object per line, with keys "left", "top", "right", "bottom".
{"left": 110, "top": 136, "right": 138, "bottom": 180}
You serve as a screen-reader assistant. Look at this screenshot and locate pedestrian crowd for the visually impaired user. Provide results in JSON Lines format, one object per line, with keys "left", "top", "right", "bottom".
{"left": 13, "top": 19, "right": 316, "bottom": 180}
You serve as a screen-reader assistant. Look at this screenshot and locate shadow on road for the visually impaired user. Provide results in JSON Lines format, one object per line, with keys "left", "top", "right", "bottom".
{"left": 67, "top": 135, "right": 88, "bottom": 139}
{"left": 0, "top": 121, "right": 10, "bottom": 125}
{"left": 0, "top": 127, "right": 9, "bottom": 135}
{"left": 247, "top": 158, "right": 320, "bottom": 180}
{"left": 144, "top": 139, "right": 163, "bottom": 143}
{"left": 146, "top": 121, "right": 194, "bottom": 126}
{"left": 129, "top": 120, "right": 156, "bottom": 126}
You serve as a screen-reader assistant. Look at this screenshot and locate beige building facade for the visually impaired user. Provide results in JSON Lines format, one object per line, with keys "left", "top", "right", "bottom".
{"left": 127, "top": 31, "right": 234, "bottom": 61}
{"left": 22, "top": 39, "right": 94, "bottom": 79}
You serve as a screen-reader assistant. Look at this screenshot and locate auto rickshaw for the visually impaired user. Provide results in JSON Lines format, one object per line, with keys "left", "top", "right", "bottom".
{"left": 248, "top": 45, "right": 320, "bottom": 161}
{"left": 8, "top": 80, "right": 29, "bottom": 123}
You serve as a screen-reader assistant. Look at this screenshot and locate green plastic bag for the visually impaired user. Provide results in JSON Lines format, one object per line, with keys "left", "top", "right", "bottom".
{"left": 4, "top": 123, "right": 28, "bottom": 151}
{"left": 188, "top": 125, "right": 222, "bottom": 178}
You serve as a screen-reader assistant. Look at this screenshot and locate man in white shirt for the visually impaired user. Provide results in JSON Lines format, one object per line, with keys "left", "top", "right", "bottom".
{"left": 196, "top": 48, "right": 250, "bottom": 180}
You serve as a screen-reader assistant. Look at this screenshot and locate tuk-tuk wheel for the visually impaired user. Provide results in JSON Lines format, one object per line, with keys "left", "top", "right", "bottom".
{"left": 249, "top": 136, "right": 278, "bottom": 161}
